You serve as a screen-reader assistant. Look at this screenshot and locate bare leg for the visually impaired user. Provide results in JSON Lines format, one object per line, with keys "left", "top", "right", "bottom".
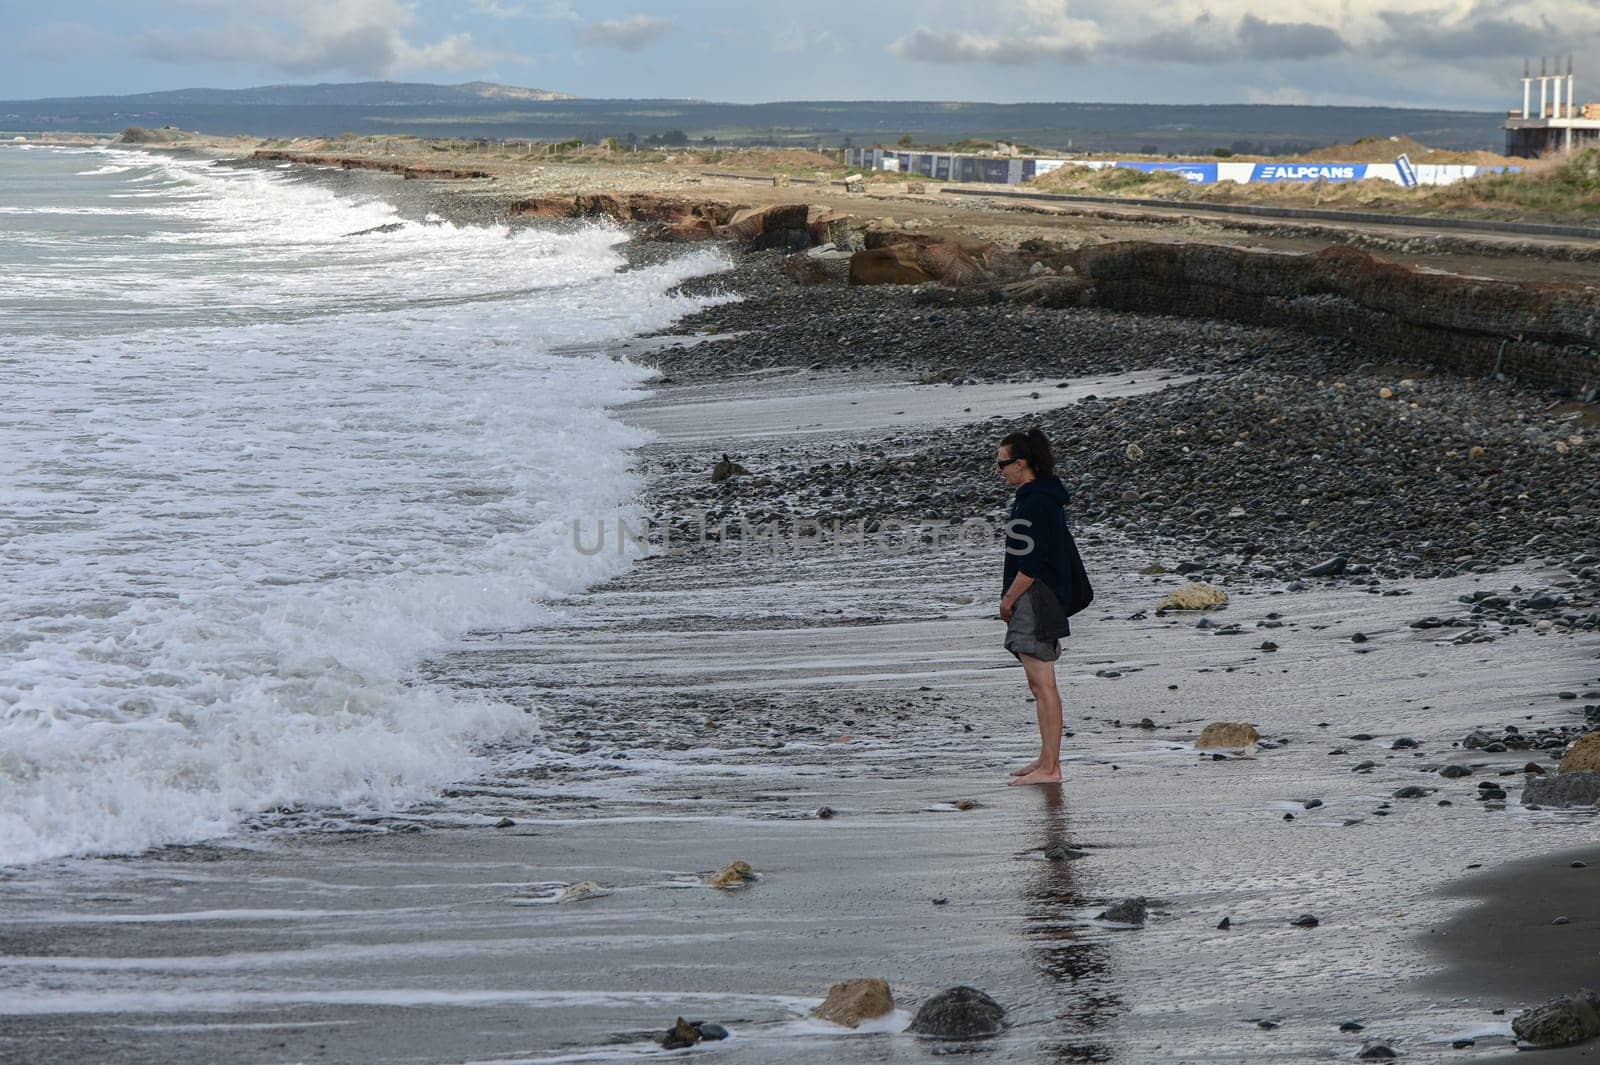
{"left": 1010, "top": 654, "right": 1063, "bottom": 786}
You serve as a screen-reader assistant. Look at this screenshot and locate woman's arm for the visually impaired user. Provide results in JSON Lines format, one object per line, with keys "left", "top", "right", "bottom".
{"left": 1000, "top": 571, "right": 1036, "bottom": 621}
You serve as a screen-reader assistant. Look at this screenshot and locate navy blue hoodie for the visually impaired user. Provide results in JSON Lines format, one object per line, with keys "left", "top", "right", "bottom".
{"left": 1002, "top": 474, "right": 1075, "bottom": 638}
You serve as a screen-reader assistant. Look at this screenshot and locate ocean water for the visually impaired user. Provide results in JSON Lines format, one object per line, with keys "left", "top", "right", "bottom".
{"left": 0, "top": 145, "right": 730, "bottom": 866}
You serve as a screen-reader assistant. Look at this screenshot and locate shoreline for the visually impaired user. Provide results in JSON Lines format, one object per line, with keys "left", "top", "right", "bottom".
{"left": 2, "top": 152, "right": 1599, "bottom": 1064}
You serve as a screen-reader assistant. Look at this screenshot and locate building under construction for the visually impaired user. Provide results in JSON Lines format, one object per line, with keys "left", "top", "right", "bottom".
{"left": 1504, "top": 57, "right": 1600, "bottom": 156}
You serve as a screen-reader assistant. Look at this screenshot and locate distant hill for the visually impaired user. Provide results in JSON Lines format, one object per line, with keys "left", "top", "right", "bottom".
{"left": 0, "top": 82, "right": 1504, "bottom": 154}
{"left": 8, "top": 81, "right": 577, "bottom": 109}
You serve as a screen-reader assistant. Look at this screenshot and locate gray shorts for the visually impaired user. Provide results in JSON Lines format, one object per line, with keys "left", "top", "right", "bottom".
{"left": 1005, "top": 584, "right": 1062, "bottom": 662}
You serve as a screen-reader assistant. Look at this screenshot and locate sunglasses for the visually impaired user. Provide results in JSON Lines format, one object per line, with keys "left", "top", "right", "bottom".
{"left": 996, "top": 457, "right": 1023, "bottom": 469}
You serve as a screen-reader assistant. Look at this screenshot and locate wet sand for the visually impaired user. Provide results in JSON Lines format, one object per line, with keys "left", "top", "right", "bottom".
{"left": 1424, "top": 845, "right": 1600, "bottom": 1061}
{"left": 3, "top": 367, "right": 1598, "bottom": 1065}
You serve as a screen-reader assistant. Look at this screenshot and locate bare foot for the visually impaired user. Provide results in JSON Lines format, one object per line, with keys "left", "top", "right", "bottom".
{"left": 1008, "top": 767, "right": 1062, "bottom": 787}
{"left": 1009, "top": 759, "right": 1041, "bottom": 777}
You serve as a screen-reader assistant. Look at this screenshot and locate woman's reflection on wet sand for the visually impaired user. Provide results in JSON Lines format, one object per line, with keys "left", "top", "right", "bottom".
{"left": 1024, "top": 784, "right": 1121, "bottom": 1063}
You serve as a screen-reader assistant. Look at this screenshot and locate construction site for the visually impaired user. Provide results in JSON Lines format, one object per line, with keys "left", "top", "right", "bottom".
{"left": 1505, "top": 56, "right": 1600, "bottom": 156}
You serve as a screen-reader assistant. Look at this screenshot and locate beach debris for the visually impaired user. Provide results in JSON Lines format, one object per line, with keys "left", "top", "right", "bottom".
{"left": 1217, "top": 916, "right": 1232, "bottom": 930}
{"left": 813, "top": 978, "right": 894, "bottom": 1028}
{"left": 1512, "top": 990, "right": 1600, "bottom": 1048}
{"left": 1196, "top": 722, "right": 1260, "bottom": 750}
{"left": 711, "top": 454, "right": 749, "bottom": 483}
{"left": 1340, "top": 1021, "right": 1366, "bottom": 1032}
{"left": 815, "top": 805, "right": 836, "bottom": 819}
{"left": 1155, "top": 582, "right": 1229, "bottom": 611}
{"left": 908, "top": 986, "right": 1006, "bottom": 1039}
{"left": 1356, "top": 1039, "right": 1399, "bottom": 1058}
{"left": 1523, "top": 771, "right": 1600, "bottom": 808}
{"left": 1043, "top": 845, "right": 1087, "bottom": 862}
{"left": 706, "top": 860, "right": 757, "bottom": 889}
{"left": 658, "top": 1017, "right": 727, "bottom": 1049}
{"left": 342, "top": 221, "right": 406, "bottom": 238}
{"left": 953, "top": 799, "right": 980, "bottom": 811}
{"left": 557, "top": 881, "right": 613, "bottom": 904}
{"left": 1392, "top": 786, "right": 1429, "bottom": 799}
{"left": 1125, "top": 443, "right": 1145, "bottom": 463}
{"left": 493, "top": 817, "right": 515, "bottom": 828}
{"left": 1559, "top": 731, "right": 1600, "bottom": 773}
{"left": 1290, "top": 913, "right": 1320, "bottom": 928}
{"left": 1097, "top": 897, "right": 1148, "bottom": 926}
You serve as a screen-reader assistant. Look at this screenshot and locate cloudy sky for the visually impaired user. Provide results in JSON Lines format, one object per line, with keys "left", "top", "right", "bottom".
{"left": 7, "top": 0, "right": 1598, "bottom": 109}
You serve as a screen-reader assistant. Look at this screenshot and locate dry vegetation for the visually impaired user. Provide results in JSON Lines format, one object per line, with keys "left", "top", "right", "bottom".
{"left": 1025, "top": 145, "right": 1600, "bottom": 224}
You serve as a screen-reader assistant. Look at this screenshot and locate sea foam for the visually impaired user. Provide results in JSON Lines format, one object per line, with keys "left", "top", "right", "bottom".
{"left": 0, "top": 148, "right": 731, "bottom": 864}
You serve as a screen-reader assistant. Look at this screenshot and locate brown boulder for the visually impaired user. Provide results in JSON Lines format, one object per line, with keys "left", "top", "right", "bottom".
{"left": 918, "top": 241, "right": 989, "bottom": 287}
{"left": 1560, "top": 731, "right": 1600, "bottom": 774}
{"left": 807, "top": 208, "right": 853, "bottom": 248}
{"left": 1002, "top": 276, "right": 1094, "bottom": 307}
{"left": 1156, "top": 583, "right": 1229, "bottom": 610}
{"left": 784, "top": 251, "right": 851, "bottom": 286}
{"left": 719, "top": 203, "right": 812, "bottom": 250}
{"left": 1196, "top": 722, "right": 1260, "bottom": 750}
{"left": 814, "top": 978, "right": 894, "bottom": 1027}
{"left": 647, "top": 216, "right": 719, "bottom": 242}
{"left": 849, "top": 244, "right": 934, "bottom": 286}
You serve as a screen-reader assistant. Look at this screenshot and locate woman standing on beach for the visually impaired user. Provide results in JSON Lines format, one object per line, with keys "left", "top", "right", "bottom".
{"left": 997, "top": 428, "right": 1077, "bottom": 787}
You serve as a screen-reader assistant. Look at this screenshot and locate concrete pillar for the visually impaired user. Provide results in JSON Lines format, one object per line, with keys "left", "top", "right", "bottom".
{"left": 1539, "top": 76, "right": 1548, "bottom": 118}
{"left": 1523, "top": 78, "right": 1531, "bottom": 118}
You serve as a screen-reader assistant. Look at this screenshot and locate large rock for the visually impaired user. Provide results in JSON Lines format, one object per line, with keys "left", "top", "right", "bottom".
{"left": 1512, "top": 990, "right": 1600, "bottom": 1048}
{"left": 1196, "top": 722, "right": 1260, "bottom": 750}
{"left": 1097, "top": 897, "right": 1148, "bottom": 925}
{"left": 1560, "top": 731, "right": 1600, "bottom": 773}
{"left": 813, "top": 978, "right": 893, "bottom": 1027}
{"left": 783, "top": 250, "right": 851, "bottom": 287}
{"left": 1156, "top": 583, "right": 1229, "bottom": 611}
{"left": 705, "top": 859, "right": 756, "bottom": 889}
{"left": 1523, "top": 771, "right": 1600, "bottom": 808}
{"left": 807, "top": 208, "right": 854, "bottom": 248}
{"left": 1001, "top": 275, "right": 1094, "bottom": 308}
{"left": 849, "top": 244, "right": 935, "bottom": 286}
{"left": 719, "top": 203, "right": 812, "bottom": 250}
{"left": 908, "top": 986, "right": 1006, "bottom": 1039}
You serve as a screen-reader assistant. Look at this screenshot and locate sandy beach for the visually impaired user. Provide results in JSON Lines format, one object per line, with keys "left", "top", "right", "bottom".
{"left": 2, "top": 150, "right": 1598, "bottom": 1064}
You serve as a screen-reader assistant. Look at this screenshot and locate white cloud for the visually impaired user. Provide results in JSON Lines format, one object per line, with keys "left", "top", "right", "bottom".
{"left": 889, "top": 1, "right": 1102, "bottom": 64}
{"left": 772, "top": 25, "right": 844, "bottom": 56}
{"left": 574, "top": 14, "right": 675, "bottom": 51}
{"left": 133, "top": 0, "right": 511, "bottom": 77}
{"left": 887, "top": 0, "right": 1600, "bottom": 69}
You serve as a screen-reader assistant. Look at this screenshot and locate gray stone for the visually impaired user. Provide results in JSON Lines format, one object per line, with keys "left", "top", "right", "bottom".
{"left": 1512, "top": 990, "right": 1600, "bottom": 1048}
{"left": 908, "top": 986, "right": 1006, "bottom": 1039}
{"left": 1523, "top": 772, "right": 1600, "bottom": 808}
{"left": 1097, "top": 897, "right": 1148, "bottom": 925}
{"left": 1357, "top": 1040, "right": 1399, "bottom": 1059}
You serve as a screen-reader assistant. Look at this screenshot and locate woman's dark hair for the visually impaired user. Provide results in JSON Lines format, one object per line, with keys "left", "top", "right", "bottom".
{"left": 999, "top": 427, "right": 1055, "bottom": 477}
